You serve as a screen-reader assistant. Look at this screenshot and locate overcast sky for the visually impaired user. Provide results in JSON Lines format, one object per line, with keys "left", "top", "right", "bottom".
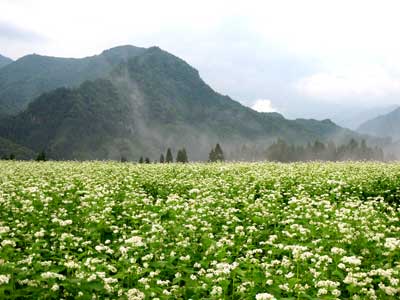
{"left": 1, "top": 0, "right": 400, "bottom": 126}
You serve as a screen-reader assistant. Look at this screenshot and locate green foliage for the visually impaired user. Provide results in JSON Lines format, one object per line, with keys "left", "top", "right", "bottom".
{"left": 0, "top": 79, "right": 133, "bottom": 160}
{"left": 159, "top": 153, "right": 165, "bottom": 163}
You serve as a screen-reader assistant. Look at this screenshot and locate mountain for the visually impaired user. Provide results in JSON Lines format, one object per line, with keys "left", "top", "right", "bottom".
{"left": 0, "top": 54, "right": 12, "bottom": 69}
{"left": 0, "top": 45, "right": 146, "bottom": 115}
{"left": 331, "top": 105, "right": 399, "bottom": 130}
{"left": 358, "top": 107, "right": 400, "bottom": 140}
{"left": 0, "top": 46, "right": 381, "bottom": 161}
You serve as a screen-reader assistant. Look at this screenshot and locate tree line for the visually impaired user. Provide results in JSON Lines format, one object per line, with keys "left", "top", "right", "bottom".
{"left": 265, "top": 139, "right": 384, "bottom": 162}
{"left": 1, "top": 140, "right": 386, "bottom": 163}
{"left": 137, "top": 147, "right": 189, "bottom": 164}
{"left": 135, "top": 140, "right": 385, "bottom": 163}
{"left": 1, "top": 150, "right": 47, "bottom": 161}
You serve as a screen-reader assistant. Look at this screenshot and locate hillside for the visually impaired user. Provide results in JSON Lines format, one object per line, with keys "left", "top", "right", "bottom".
{"left": 0, "top": 46, "right": 379, "bottom": 161}
{"left": 0, "top": 45, "right": 145, "bottom": 115}
{"left": 0, "top": 54, "right": 13, "bottom": 69}
{"left": 0, "top": 136, "right": 35, "bottom": 159}
{"left": 358, "top": 107, "right": 400, "bottom": 140}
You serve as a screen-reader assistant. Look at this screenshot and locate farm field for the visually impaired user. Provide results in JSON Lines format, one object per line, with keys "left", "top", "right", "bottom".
{"left": 0, "top": 161, "right": 399, "bottom": 299}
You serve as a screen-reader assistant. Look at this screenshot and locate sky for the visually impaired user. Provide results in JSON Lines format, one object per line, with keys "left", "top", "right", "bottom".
{"left": 1, "top": 0, "right": 400, "bottom": 128}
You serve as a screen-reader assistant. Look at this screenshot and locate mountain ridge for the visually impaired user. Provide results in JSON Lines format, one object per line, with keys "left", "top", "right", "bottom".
{"left": 0, "top": 45, "right": 146, "bottom": 114}
{"left": 0, "top": 46, "right": 384, "bottom": 161}
{"left": 0, "top": 54, "right": 13, "bottom": 69}
{"left": 358, "top": 107, "right": 400, "bottom": 141}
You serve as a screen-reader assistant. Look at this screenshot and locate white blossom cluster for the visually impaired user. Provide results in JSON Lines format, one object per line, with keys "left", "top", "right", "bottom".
{"left": 0, "top": 160, "right": 399, "bottom": 299}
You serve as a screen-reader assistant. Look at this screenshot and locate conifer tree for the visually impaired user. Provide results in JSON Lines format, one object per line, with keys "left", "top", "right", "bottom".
{"left": 181, "top": 148, "right": 188, "bottom": 163}
{"left": 166, "top": 148, "right": 173, "bottom": 163}
{"left": 145, "top": 157, "right": 150, "bottom": 164}
{"left": 214, "top": 143, "right": 225, "bottom": 161}
{"left": 208, "top": 148, "right": 216, "bottom": 162}
{"left": 176, "top": 148, "right": 189, "bottom": 163}
{"left": 139, "top": 156, "right": 144, "bottom": 164}
{"left": 160, "top": 154, "right": 165, "bottom": 163}
{"left": 36, "top": 150, "right": 46, "bottom": 161}
{"left": 176, "top": 149, "right": 183, "bottom": 163}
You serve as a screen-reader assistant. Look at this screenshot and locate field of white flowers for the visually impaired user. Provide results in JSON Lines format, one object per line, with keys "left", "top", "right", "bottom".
{"left": 0, "top": 161, "right": 399, "bottom": 299}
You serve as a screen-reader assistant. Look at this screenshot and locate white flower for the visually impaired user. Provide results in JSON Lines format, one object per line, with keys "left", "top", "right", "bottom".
{"left": 125, "top": 236, "right": 145, "bottom": 247}
{"left": 126, "top": 288, "right": 145, "bottom": 300}
{"left": 384, "top": 238, "right": 400, "bottom": 251}
{"left": 1, "top": 240, "right": 16, "bottom": 247}
{"left": 331, "top": 247, "right": 346, "bottom": 255}
{"left": 341, "top": 256, "right": 362, "bottom": 266}
{"left": 210, "top": 286, "right": 223, "bottom": 296}
{"left": 255, "top": 292, "right": 276, "bottom": 300}
{"left": 0, "top": 275, "right": 10, "bottom": 285}
{"left": 59, "top": 219, "right": 73, "bottom": 226}
{"left": 0, "top": 226, "right": 10, "bottom": 234}
{"left": 41, "top": 272, "right": 66, "bottom": 280}
{"left": 317, "top": 288, "right": 328, "bottom": 296}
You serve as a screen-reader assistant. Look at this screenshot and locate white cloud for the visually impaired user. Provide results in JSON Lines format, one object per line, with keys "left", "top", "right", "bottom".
{"left": 251, "top": 99, "right": 278, "bottom": 113}
{"left": 295, "top": 66, "right": 400, "bottom": 103}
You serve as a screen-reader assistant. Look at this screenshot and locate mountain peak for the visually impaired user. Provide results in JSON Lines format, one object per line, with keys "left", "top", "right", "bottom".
{"left": 100, "top": 45, "right": 146, "bottom": 59}
{"left": 0, "top": 54, "right": 13, "bottom": 69}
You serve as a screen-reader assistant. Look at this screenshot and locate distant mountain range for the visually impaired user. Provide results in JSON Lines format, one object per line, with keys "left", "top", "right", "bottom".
{"left": 0, "top": 46, "right": 386, "bottom": 160}
{"left": 0, "top": 54, "right": 12, "bottom": 69}
{"left": 358, "top": 107, "right": 400, "bottom": 141}
{"left": 331, "top": 105, "right": 399, "bottom": 130}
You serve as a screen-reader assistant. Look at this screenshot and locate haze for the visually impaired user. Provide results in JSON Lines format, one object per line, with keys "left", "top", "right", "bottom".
{"left": 1, "top": 0, "right": 400, "bottom": 128}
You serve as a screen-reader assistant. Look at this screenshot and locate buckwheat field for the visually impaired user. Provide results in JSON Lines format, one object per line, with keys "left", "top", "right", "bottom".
{"left": 0, "top": 161, "right": 399, "bottom": 299}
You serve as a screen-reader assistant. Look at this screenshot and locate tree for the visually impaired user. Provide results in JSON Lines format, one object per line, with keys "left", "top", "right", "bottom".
{"left": 181, "top": 148, "right": 188, "bottom": 163}
{"left": 166, "top": 148, "right": 173, "bottom": 163}
{"left": 266, "top": 139, "right": 290, "bottom": 162}
{"left": 145, "top": 157, "right": 150, "bottom": 164}
{"left": 120, "top": 156, "right": 128, "bottom": 162}
{"left": 176, "top": 149, "right": 183, "bottom": 163}
{"left": 9, "top": 153, "right": 15, "bottom": 160}
{"left": 208, "top": 148, "right": 216, "bottom": 162}
{"left": 139, "top": 156, "right": 144, "bottom": 164}
{"left": 159, "top": 154, "right": 165, "bottom": 163}
{"left": 36, "top": 150, "right": 46, "bottom": 161}
{"left": 214, "top": 144, "right": 224, "bottom": 161}
{"left": 176, "top": 148, "right": 189, "bottom": 163}
{"left": 209, "top": 144, "right": 224, "bottom": 162}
